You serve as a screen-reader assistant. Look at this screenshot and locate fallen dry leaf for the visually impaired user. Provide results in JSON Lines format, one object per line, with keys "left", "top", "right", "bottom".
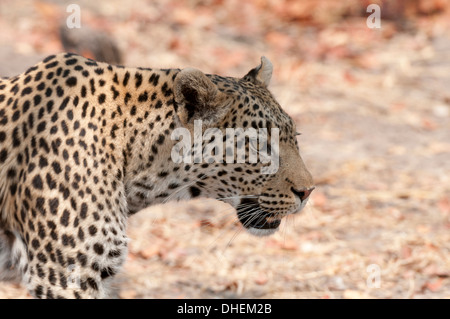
{"left": 255, "top": 273, "right": 268, "bottom": 285}
{"left": 119, "top": 289, "right": 138, "bottom": 299}
{"left": 140, "top": 246, "right": 160, "bottom": 259}
{"left": 343, "top": 290, "right": 375, "bottom": 299}
{"left": 265, "top": 238, "right": 298, "bottom": 251}
{"left": 421, "top": 118, "right": 438, "bottom": 131}
{"left": 311, "top": 190, "right": 328, "bottom": 210}
{"left": 438, "top": 198, "right": 450, "bottom": 216}
{"left": 422, "top": 278, "right": 444, "bottom": 292}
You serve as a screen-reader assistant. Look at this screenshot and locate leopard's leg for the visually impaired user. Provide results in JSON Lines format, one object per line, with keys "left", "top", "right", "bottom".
{"left": 16, "top": 184, "right": 129, "bottom": 299}
{"left": 21, "top": 217, "right": 128, "bottom": 299}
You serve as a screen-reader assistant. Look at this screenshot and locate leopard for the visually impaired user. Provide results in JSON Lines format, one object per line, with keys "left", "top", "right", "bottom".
{"left": 0, "top": 53, "right": 314, "bottom": 298}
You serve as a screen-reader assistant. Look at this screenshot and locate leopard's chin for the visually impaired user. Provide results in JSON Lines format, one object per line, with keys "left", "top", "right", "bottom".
{"left": 246, "top": 220, "right": 281, "bottom": 237}
{"left": 236, "top": 197, "right": 282, "bottom": 237}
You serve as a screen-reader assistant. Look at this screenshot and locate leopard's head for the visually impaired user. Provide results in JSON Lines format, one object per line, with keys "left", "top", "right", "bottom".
{"left": 173, "top": 57, "right": 314, "bottom": 236}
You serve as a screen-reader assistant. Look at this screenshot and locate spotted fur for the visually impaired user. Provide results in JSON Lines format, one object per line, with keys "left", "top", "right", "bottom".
{"left": 0, "top": 53, "right": 314, "bottom": 298}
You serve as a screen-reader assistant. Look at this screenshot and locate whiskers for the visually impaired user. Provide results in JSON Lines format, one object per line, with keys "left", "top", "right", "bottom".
{"left": 160, "top": 188, "right": 299, "bottom": 261}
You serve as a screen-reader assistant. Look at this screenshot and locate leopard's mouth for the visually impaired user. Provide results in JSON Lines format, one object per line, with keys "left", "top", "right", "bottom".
{"left": 236, "top": 197, "right": 281, "bottom": 236}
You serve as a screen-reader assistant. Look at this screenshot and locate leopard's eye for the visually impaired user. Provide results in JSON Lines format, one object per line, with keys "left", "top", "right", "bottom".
{"left": 295, "top": 132, "right": 302, "bottom": 136}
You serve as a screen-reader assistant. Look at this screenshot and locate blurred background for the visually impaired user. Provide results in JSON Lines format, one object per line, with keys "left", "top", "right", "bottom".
{"left": 0, "top": 0, "right": 449, "bottom": 298}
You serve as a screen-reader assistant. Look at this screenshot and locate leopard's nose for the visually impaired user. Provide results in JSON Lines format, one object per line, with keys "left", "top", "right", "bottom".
{"left": 291, "top": 187, "right": 315, "bottom": 202}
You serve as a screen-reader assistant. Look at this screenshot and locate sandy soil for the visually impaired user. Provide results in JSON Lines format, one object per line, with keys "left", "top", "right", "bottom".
{"left": 0, "top": 0, "right": 449, "bottom": 299}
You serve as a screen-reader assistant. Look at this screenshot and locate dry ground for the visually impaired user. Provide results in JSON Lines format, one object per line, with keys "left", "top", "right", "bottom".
{"left": 0, "top": 0, "right": 449, "bottom": 298}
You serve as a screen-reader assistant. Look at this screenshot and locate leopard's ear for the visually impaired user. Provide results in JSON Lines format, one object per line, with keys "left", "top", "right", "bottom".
{"left": 242, "top": 56, "right": 273, "bottom": 87}
{"left": 174, "top": 68, "right": 230, "bottom": 127}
